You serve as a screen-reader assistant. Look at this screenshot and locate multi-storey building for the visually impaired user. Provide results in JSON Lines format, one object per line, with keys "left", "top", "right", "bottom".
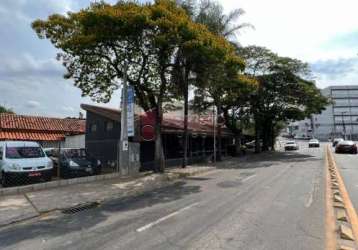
{"left": 288, "top": 85, "right": 358, "bottom": 141}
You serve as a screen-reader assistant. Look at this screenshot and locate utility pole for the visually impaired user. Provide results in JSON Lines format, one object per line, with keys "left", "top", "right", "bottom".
{"left": 118, "top": 62, "right": 129, "bottom": 175}
{"left": 341, "top": 111, "right": 347, "bottom": 140}
{"left": 213, "top": 106, "right": 216, "bottom": 163}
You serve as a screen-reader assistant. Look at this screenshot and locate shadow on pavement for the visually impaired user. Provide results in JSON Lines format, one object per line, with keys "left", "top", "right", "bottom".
{"left": 216, "top": 151, "right": 319, "bottom": 170}
{"left": 0, "top": 181, "right": 201, "bottom": 249}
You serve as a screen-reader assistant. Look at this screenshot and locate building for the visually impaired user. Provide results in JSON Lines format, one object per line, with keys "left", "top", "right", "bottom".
{"left": 81, "top": 104, "right": 234, "bottom": 171}
{"left": 0, "top": 113, "right": 86, "bottom": 148}
{"left": 288, "top": 85, "right": 358, "bottom": 140}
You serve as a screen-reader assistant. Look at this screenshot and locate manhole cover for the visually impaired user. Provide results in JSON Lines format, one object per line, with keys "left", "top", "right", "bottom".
{"left": 61, "top": 202, "right": 100, "bottom": 214}
{"left": 217, "top": 181, "right": 241, "bottom": 188}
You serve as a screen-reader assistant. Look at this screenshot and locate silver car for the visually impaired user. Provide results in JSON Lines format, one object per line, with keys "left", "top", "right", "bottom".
{"left": 284, "top": 141, "right": 299, "bottom": 151}
{"left": 308, "top": 139, "right": 320, "bottom": 148}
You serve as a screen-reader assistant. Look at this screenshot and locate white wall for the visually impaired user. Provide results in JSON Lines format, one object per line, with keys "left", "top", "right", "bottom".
{"left": 64, "top": 134, "right": 85, "bottom": 148}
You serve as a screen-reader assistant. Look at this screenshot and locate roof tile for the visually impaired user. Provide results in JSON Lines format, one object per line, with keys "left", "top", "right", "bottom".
{"left": 0, "top": 114, "right": 85, "bottom": 133}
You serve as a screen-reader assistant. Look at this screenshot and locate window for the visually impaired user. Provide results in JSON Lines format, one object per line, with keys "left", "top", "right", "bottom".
{"left": 6, "top": 147, "right": 45, "bottom": 159}
{"left": 349, "top": 90, "right": 358, "bottom": 97}
{"left": 351, "top": 107, "right": 358, "bottom": 114}
{"left": 350, "top": 99, "right": 358, "bottom": 106}
{"left": 334, "top": 107, "right": 350, "bottom": 114}
{"left": 333, "top": 99, "right": 349, "bottom": 106}
{"left": 332, "top": 90, "right": 348, "bottom": 98}
{"left": 106, "top": 121, "right": 114, "bottom": 131}
{"left": 90, "top": 123, "right": 97, "bottom": 133}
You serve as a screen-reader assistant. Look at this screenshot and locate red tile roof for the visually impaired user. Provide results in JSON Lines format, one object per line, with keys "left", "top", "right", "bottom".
{"left": 0, "top": 131, "right": 64, "bottom": 141}
{"left": 0, "top": 114, "right": 85, "bottom": 141}
{"left": 0, "top": 114, "right": 85, "bottom": 133}
{"left": 81, "top": 104, "right": 233, "bottom": 137}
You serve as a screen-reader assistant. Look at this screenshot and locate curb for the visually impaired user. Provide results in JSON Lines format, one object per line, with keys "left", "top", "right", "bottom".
{"left": 326, "top": 146, "right": 358, "bottom": 250}
{"left": 0, "top": 166, "right": 216, "bottom": 228}
{"left": 0, "top": 167, "right": 217, "bottom": 197}
{"left": 0, "top": 172, "right": 122, "bottom": 197}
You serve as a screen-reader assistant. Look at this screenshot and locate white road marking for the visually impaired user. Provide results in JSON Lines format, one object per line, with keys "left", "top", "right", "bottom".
{"left": 136, "top": 202, "right": 199, "bottom": 232}
{"left": 242, "top": 174, "right": 256, "bottom": 182}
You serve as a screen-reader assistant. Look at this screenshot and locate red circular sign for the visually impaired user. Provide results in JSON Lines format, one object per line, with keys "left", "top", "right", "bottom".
{"left": 141, "top": 125, "right": 155, "bottom": 141}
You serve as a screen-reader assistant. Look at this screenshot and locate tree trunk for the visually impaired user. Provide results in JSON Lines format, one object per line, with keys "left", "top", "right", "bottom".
{"left": 262, "top": 121, "right": 269, "bottom": 152}
{"left": 217, "top": 125, "right": 222, "bottom": 161}
{"left": 235, "top": 134, "right": 241, "bottom": 156}
{"left": 154, "top": 101, "right": 165, "bottom": 173}
{"left": 270, "top": 123, "right": 275, "bottom": 151}
{"left": 182, "top": 71, "right": 189, "bottom": 168}
{"left": 254, "top": 118, "right": 261, "bottom": 153}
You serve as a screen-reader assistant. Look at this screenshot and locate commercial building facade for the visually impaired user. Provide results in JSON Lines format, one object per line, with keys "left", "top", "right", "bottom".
{"left": 288, "top": 85, "right": 358, "bottom": 140}
{"left": 81, "top": 104, "right": 235, "bottom": 172}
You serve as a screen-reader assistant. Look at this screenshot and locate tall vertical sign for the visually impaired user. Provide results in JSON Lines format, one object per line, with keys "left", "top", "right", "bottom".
{"left": 127, "top": 86, "right": 135, "bottom": 137}
{"left": 119, "top": 62, "right": 129, "bottom": 175}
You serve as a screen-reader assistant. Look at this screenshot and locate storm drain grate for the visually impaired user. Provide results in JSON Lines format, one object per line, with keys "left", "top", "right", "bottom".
{"left": 61, "top": 202, "right": 100, "bottom": 214}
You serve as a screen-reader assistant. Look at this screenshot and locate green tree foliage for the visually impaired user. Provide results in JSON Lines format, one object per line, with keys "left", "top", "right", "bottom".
{"left": 181, "top": 0, "right": 254, "bottom": 159}
{"left": 32, "top": 0, "right": 243, "bottom": 171}
{"left": 0, "top": 105, "right": 14, "bottom": 114}
{"left": 238, "top": 45, "right": 329, "bottom": 151}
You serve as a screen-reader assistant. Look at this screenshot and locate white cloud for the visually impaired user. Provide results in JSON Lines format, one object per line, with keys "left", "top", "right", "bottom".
{"left": 1, "top": 0, "right": 358, "bottom": 118}
{"left": 26, "top": 100, "right": 40, "bottom": 108}
{"left": 220, "top": 0, "right": 358, "bottom": 87}
{"left": 0, "top": 54, "right": 63, "bottom": 77}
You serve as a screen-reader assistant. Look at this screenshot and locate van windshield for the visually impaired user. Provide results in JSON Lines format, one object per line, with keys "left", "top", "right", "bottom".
{"left": 63, "top": 149, "right": 87, "bottom": 159}
{"left": 6, "top": 147, "right": 45, "bottom": 159}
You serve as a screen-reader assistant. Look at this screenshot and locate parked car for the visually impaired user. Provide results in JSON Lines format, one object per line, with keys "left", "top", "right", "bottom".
{"left": 43, "top": 148, "right": 60, "bottom": 176}
{"left": 332, "top": 138, "right": 344, "bottom": 147}
{"left": 308, "top": 139, "right": 320, "bottom": 148}
{"left": 0, "top": 141, "right": 53, "bottom": 187}
{"left": 58, "top": 148, "right": 102, "bottom": 179}
{"left": 335, "top": 140, "right": 358, "bottom": 154}
{"left": 284, "top": 141, "right": 299, "bottom": 151}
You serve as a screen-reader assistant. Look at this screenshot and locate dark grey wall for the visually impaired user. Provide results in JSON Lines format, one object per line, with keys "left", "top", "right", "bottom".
{"left": 85, "top": 112, "right": 120, "bottom": 167}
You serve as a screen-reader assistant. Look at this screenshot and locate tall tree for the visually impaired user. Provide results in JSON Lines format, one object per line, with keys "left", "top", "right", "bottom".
{"left": 238, "top": 46, "right": 329, "bottom": 151}
{"left": 32, "top": 0, "right": 240, "bottom": 172}
{"left": 0, "top": 105, "right": 14, "bottom": 114}
{"left": 177, "top": 0, "right": 252, "bottom": 165}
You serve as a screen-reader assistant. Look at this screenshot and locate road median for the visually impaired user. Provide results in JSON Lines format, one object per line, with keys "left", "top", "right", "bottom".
{"left": 326, "top": 146, "right": 358, "bottom": 250}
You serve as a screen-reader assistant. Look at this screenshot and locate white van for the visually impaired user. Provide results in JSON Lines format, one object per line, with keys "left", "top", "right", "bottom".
{"left": 0, "top": 141, "right": 53, "bottom": 187}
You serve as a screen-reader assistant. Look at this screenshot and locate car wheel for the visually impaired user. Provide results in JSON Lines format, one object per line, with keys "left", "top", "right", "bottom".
{"left": 44, "top": 175, "right": 52, "bottom": 182}
{"left": 60, "top": 168, "right": 69, "bottom": 179}
{"left": 1, "top": 172, "right": 9, "bottom": 187}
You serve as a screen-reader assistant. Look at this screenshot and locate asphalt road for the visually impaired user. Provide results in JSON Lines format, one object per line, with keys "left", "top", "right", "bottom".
{"left": 0, "top": 143, "right": 326, "bottom": 250}
{"left": 332, "top": 144, "right": 358, "bottom": 212}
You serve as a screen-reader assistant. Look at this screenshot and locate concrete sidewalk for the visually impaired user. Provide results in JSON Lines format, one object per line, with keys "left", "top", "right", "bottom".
{"left": 0, "top": 164, "right": 219, "bottom": 227}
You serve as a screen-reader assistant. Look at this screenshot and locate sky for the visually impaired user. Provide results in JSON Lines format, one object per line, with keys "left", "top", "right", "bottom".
{"left": 0, "top": 0, "right": 358, "bottom": 117}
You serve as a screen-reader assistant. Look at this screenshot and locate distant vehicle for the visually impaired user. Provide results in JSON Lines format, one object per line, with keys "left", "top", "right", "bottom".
{"left": 335, "top": 140, "right": 357, "bottom": 154}
{"left": 294, "top": 135, "right": 312, "bottom": 140}
{"left": 0, "top": 141, "right": 53, "bottom": 187}
{"left": 308, "top": 139, "right": 320, "bottom": 148}
{"left": 284, "top": 141, "right": 299, "bottom": 151}
{"left": 332, "top": 138, "right": 344, "bottom": 147}
{"left": 56, "top": 148, "right": 101, "bottom": 179}
{"left": 245, "top": 140, "right": 263, "bottom": 149}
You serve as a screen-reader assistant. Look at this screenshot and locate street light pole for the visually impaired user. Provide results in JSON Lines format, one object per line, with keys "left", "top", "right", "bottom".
{"left": 341, "top": 111, "right": 347, "bottom": 140}
{"left": 213, "top": 105, "right": 216, "bottom": 163}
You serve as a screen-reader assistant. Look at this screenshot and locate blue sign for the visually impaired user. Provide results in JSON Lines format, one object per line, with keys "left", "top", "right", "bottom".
{"left": 127, "top": 86, "right": 135, "bottom": 137}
